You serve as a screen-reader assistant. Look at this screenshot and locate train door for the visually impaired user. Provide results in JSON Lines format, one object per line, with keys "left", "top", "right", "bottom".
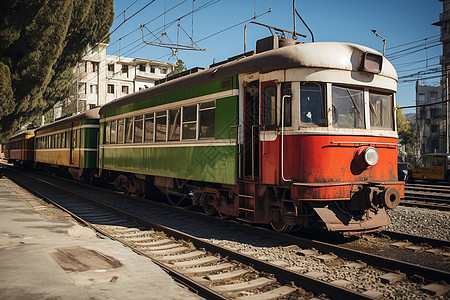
{"left": 243, "top": 80, "right": 260, "bottom": 180}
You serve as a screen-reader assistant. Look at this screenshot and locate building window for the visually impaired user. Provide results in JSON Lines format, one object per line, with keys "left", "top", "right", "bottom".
{"left": 122, "top": 64, "right": 129, "bottom": 77}
{"left": 431, "top": 124, "right": 438, "bottom": 133}
{"left": 90, "top": 84, "right": 97, "bottom": 94}
{"left": 92, "top": 62, "right": 98, "bottom": 72}
{"left": 430, "top": 91, "right": 438, "bottom": 101}
{"left": 107, "top": 84, "right": 114, "bottom": 94}
{"left": 139, "top": 63, "right": 146, "bottom": 71}
{"left": 122, "top": 85, "right": 129, "bottom": 95}
{"left": 161, "top": 67, "right": 167, "bottom": 74}
{"left": 150, "top": 65, "right": 156, "bottom": 73}
{"left": 108, "top": 64, "right": 115, "bottom": 72}
{"left": 431, "top": 139, "right": 439, "bottom": 151}
{"left": 418, "top": 93, "right": 425, "bottom": 103}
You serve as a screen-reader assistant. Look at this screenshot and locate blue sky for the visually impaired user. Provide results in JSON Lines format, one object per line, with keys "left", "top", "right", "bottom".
{"left": 109, "top": 0, "right": 442, "bottom": 113}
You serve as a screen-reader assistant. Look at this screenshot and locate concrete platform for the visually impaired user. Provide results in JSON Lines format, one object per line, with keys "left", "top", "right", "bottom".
{"left": 0, "top": 178, "right": 203, "bottom": 300}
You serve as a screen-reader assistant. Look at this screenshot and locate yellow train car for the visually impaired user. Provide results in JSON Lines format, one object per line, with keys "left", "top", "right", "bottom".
{"left": 5, "top": 130, "right": 35, "bottom": 166}
{"left": 34, "top": 108, "right": 100, "bottom": 182}
{"left": 411, "top": 153, "right": 450, "bottom": 182}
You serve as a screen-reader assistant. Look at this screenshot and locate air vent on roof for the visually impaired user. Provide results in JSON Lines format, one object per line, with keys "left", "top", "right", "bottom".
{"left": 209, "top": 50, "right": 256, "bottom": 68}
{"left": 155, "top": 67, "right": 206, "bottom": 85}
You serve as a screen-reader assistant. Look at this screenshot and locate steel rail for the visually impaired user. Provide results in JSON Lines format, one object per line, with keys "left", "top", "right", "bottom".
{"left": 4, "top": 168, "right": 227, "bottom": 300}
{"left": 4, "top": 166, "right": 372, "bottom": 300}
{"left": 6, "top": 165, "right": 449, "bottom": 283}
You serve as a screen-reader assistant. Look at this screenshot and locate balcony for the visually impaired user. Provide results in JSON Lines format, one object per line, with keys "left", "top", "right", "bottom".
{"left": 440, "top": 54, "right": 450, "bottom": 65}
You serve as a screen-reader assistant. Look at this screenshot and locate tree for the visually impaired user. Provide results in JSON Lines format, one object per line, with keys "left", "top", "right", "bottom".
{"left": 168, "top": 59, "right": 186, "bottom": 77}
{"left": 396, "top": 105, "right": 417, "bottom": 157}
{"left": 0, "top": 0, "right": 114, "bottom": 144}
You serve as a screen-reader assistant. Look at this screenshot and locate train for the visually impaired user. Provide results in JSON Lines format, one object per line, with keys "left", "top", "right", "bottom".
{"left": 4, "top": 35, "right": 404, "bottom": 235}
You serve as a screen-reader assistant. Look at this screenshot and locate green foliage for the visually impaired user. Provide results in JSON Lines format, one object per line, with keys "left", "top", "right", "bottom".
{"left": 0, "top": 0, "right": 114, "bottom": 144}
{"left": 168, "top": 59, "right": 186, "bottom": 77}
{"left": 396, "top": 105, "right": 417, "bottom": 156}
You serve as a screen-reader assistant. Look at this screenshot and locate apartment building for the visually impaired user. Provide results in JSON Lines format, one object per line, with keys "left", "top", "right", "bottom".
{"left": 54, "top": 43, "right": 174, "bottom": 119}
{"left": 416, "top": 83, "right": 447, "bottom": 154}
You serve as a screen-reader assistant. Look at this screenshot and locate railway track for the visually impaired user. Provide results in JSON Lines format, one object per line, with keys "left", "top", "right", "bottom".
{"left": 4, "top": 166, "right": 450, "bottom": 298}
{"left": 403, "top": 182, "right": 450, "bottom": 210}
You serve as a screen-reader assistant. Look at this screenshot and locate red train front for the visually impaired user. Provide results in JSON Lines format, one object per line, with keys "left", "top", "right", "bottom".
{"left": 219, "top": 38, "right": 404, "bottom": 234}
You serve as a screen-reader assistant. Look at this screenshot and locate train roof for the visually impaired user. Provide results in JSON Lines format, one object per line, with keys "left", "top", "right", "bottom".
{"left": 100, "top": 42, "right": 397, "bottom": 114}
{"left": 8, "top": 129, "right": 36, "bottom": 141}
{"left": 35, "top": 107, "right": 100, "bottom": 133}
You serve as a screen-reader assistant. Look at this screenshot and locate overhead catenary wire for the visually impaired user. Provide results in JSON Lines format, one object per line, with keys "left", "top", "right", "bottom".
{"left": 109, "top": 0, "right": 221, "bottom": 57}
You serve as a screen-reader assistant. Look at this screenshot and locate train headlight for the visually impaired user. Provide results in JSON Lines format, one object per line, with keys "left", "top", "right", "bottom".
{"left": 363, "top": 147, "right": 379, "bottom": 166}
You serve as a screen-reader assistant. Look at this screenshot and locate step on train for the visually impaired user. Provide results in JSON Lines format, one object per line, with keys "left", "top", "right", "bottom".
{"left": 4, "top": 34, "right": 404, "bottom": 235}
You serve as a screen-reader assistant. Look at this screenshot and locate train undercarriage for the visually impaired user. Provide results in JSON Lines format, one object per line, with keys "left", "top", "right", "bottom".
{"left": 101, "top": 169, "right": 402, "bottom": 235}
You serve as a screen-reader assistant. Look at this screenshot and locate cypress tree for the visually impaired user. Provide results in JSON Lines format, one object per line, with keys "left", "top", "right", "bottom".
{"left": 0, "top": 0, "right": 114, "bottom": 143}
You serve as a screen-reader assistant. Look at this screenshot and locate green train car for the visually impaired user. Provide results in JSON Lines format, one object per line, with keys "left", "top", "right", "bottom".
{"left": 34, "top": 108, "right": 100, "bottom": 182}
{"left": 99, "top": 35, "right": 401, "bottom": 234}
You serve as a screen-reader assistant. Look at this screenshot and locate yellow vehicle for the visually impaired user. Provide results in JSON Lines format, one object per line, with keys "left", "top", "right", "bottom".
{"left": 411, "top": 153, "right": 450, "bottom": 182}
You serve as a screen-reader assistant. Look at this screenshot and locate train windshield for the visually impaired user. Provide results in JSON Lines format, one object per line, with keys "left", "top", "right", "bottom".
{"left": 369, "top": 91, "right": 394, "bottom": 130}
{"left": 300, "top": 82, "right": 326, "bottom": 126}
{"left": 332, "top": 85, "right": 365, "bottom": 129}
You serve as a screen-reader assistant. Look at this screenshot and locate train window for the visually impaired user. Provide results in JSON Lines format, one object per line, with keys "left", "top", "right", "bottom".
{"left": 282, "top": 83, "right": 292, "bottom": 127}
{"left": 72, "top": 130, "right": 77, "bottom": 148}
{"left": 199, "top": 101, "right": 215, "bottom": 138}
{"left": 182, "top": 105, "right": 197, "bottom": 140}
{"left": 433, "top": 157, "right": 444, "bottom": 166}
{"left": 169, "top": 109, "right": 181, "bottom": 141}
{"left": 62, "top": 133, "right": 65, "bottom": 148}
{"left": 125, "top": 117, "right": 133, "bottom": 143}
{"left": 144, "top": 113, "right": 154, "bottom": 143}
{"left": 66, "top": 132, "right": 70, "bottom": 148}
{"left": 300, "top": 82, "right": 326, "bottom": 126}
{"left": 156, "top": 111, "right": 167, "bottom": 142}
{"left": 134, "top": 116, "right": 143, "bottom": 143}
{"left": 76, "top": 130, "right": 80, "bottom": 148}
{"left": 369, "top": 91, "right": 394, "bottom": 130}
{"left": 105, "top": 122, "right": 110, "bottom": 144}
{"left": 416, "top": 156, "right": 432, "bottom": 168}
{"left": 332, "top": 85, "right": 365, "bottom": 129}
{"left": 117, "top": 119, "right": 124, "bottom": 143}
{"left": 111, "top": 120, "right": 117, "bottom": 144}
{"left": 262, "top": 84, "right": 277, "bottom": 130}
{"left": 56, "top": 134, "right": 60, "bottom": 148}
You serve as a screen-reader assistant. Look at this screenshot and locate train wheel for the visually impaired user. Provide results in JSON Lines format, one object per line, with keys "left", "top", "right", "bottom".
{"left": 270, "top": 219, "right": 293, "bottom": 233}
{"left": 218, "top": 211, "right": 231, "bottom": 219}
{"left": 203, "top": 195, "right": 217, "bottom": 216}
{"left": 269, "top": 209, "right": 293, "bottom": 233}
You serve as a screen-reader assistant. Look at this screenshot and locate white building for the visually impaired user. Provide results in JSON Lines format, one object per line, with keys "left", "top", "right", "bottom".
{"left": 54, "top": 44, "right": 174, "bottom": 119}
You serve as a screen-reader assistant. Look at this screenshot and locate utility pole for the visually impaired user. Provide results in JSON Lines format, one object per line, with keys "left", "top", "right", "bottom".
{"left": 371, "top": 29, "right": 386, "bottom": 56}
